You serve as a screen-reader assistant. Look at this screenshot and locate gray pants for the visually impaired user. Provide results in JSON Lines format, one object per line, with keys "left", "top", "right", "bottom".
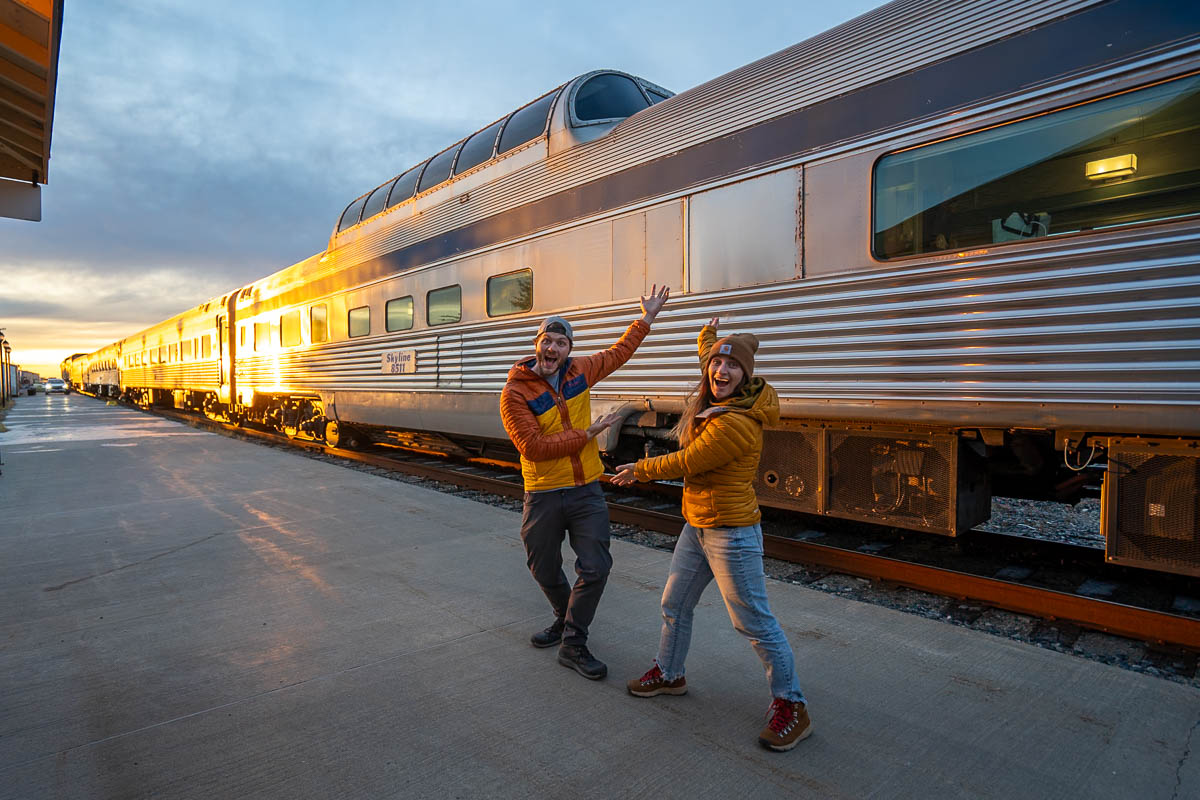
{"left": 520, "top": 482, "right": 612, "bottom": 647}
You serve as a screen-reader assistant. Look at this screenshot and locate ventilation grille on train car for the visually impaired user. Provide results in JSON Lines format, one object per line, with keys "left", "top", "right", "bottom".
{"left": 755, "top": 426, "right": 989, "bottom": 536}
{"left": 827, "top": 431, "right": 958, "bottom": 533}
{"left": 755, "top": 427, "right": 822, "bottom": 514}
{"left": 1104, "top": 440, "right": 1200, "bottom": 577}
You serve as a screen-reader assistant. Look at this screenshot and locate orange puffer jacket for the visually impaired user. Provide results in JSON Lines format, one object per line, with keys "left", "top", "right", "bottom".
{"left": 635, "top": 371, "right": 780, "bottom": 528}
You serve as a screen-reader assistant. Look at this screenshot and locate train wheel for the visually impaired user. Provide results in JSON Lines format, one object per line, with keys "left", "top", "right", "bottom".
{"left": 325, "top": 420, "right": 343, "bottom": 448}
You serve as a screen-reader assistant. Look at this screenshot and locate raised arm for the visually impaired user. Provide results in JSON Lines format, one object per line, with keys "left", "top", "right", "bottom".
{"left": 580, "top": 284, "right": 670, "bottom": 384}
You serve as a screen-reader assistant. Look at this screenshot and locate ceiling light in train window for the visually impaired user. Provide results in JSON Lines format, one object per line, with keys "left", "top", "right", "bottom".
{"left": 1085, "top": 154, "right": 1137, "bottom": 180}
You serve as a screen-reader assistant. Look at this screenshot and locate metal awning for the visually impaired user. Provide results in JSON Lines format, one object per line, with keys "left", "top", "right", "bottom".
{"left": 0, "top": 0, "right": 62, "bottom": 220}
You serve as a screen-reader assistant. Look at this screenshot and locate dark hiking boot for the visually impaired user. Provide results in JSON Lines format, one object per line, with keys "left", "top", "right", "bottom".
{"left": 557, "top": 644, "right": 607, "bottom": 680}
{"left": 627, "top": 664, "right": 687, "bottom": 697}
{"left": 530, "top": 618, "right": 565, "bottom": 649}
{"left": 758, "top": 698, "right": 812, "bottom": 751}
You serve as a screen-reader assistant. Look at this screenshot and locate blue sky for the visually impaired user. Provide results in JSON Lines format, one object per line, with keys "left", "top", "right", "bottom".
{"left": 0, "top": 0, "right": 880, "bottom": 376}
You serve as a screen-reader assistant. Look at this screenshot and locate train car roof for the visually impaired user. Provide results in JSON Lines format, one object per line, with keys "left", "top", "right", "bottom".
{"left": 331, "top": 69, "right": 672, "bottom": 240}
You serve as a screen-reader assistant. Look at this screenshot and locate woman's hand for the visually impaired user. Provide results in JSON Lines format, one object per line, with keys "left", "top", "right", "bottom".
{"left": 708, "top": 317, "right": 719, "bottom": 332}
{"left": 640, "top": 284, "right": 670, "bottom": 325}
{"left": 611, "top": 463, "right": 638, "bottom": 485}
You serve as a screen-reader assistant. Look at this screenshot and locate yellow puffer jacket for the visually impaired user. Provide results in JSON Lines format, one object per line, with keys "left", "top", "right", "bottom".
{"left": 634, "top": 375, "right": 780, "bottom": 529}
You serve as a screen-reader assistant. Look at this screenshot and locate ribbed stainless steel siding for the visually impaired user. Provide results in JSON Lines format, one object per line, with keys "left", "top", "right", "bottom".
{"left": 327, "top": 0, "right": 1101, "bottom": 275}
{"left": 124, "top": 363, "right": 220, "bottom": 390}
{"left": 250, "top": 224, "right": 1199, "bottom": 435}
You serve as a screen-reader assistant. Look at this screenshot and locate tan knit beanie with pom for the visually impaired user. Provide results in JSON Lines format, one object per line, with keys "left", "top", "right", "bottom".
{"left": 706, "top": 333, "right": 759, "bottom": 378}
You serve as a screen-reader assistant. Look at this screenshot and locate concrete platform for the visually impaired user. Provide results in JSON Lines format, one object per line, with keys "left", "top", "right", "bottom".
{"left": 2, "top": 394, "right": 1198, "bottom": 799}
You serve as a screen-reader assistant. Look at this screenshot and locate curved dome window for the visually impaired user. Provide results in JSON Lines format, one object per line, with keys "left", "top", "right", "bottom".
{"left": 360, "top": 179, "right": 396, "bottom": 221}
{"left": 337, "top": 195, "right": 368, "bottom": 232}
{"left": 418, "top": 142, "right": 463, "bottom": 193}
{"left": 574, "top": 73, "right": 649, "bottom": 122}
{"left": 455, "top": 119, "right": 504, "bottom": 176}
{"left": 498, "top": 90, "right": 558, "bottom": 155}
{"left": 387, "top": 162, "right": 426, "bottom": 209}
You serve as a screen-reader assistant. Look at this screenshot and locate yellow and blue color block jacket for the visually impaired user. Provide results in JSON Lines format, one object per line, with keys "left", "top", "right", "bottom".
{"left": 500, "top": 320, "right": 649, "bottom": 491}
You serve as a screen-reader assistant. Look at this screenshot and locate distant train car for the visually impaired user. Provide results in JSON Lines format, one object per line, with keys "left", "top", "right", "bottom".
{"left": 78, "top": 0, "right": 1200, "bottom": 576}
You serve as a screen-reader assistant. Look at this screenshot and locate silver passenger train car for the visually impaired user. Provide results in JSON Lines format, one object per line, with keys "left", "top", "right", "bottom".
{"left": 66, "top": 0, "right": 1200, "bottom": 576}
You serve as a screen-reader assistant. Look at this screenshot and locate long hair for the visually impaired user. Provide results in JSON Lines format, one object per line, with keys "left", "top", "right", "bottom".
{"left": 670, "top": 365, "right": 746, "bottom": 446}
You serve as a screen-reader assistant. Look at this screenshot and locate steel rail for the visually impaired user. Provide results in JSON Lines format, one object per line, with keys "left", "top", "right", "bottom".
{"left": 153, "top": 403, "right": 1200, "bottom": 651}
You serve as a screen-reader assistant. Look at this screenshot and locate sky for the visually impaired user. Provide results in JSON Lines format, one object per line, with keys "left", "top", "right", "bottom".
{"left": 1, "top": 0, "right": 881, "bottom": 377}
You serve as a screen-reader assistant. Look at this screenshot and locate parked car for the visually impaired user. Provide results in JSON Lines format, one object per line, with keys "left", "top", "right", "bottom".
{"left": 45, "top": 378, "right": 67, "bottom": 394}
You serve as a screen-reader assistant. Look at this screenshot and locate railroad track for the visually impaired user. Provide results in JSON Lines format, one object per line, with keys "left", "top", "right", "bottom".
{"left": 130, "top": 399, "right": 1200, "bottom": 654}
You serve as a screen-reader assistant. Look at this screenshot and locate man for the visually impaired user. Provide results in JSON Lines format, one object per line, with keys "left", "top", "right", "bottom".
{"left": 500, "top": 285, "right": 669, "bottom": 680}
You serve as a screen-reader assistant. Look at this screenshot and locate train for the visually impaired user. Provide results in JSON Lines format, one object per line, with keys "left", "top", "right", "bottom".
{"left": 64, "top": 0, "right": 1200, "bottom": 577}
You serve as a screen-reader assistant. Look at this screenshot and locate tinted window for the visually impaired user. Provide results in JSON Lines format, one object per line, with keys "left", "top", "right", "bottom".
{"left": 254, "top": 322, "right": 270, "bottom": 351}
{"left": 487, "top": 269, "right": 533, "bottom": 316}
{"left": 337, "top": 196, "right": 367, "bottom": 232}
{"left": 311, "top": 304, "right": 328, "bottom": 343}
{"left": 574, "top": 74, "right": 649, "bottom": 122}
{"left": 455, "top": 119, "right": 504, "bottom": 175}
{"left": 387, "top": 163, "right": 425, "bottom": 209}
{"left": 349, "top": 306, "right": 370, "bottom": 338}
{"left": 202, "top": 336, "right": 211, "bottom": 358}
{"left": 418, "top": 143, "right": 462, "bottom": 193}
{"left": 498, "top": 91, "right": 557, "bottom": 155}
{"left": 874, "top": 74, "right": 1200, "bottom": 259}
{"left": 281, "top": 310, "right": 302, "bottom": 347}
{"left": 386, "top": 296, "right": 414, "bottom": 332}
{"left": 647, "top": 88, "right": 670, "bottom": 104}
{"left": 360, "top": 179, "right": 396, "bottom": 222}
{"left": 427, "top": 285, "right": 462, "bottom": 326}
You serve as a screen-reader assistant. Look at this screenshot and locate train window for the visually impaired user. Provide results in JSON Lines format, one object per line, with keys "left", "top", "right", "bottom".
{"left": 386, "top": 296, "right": 414, "bottom": 332}
{"left": 202, "top": 335, "right": 212, "bottom": 358}
{"left": 418, "top": 143, "right": 462, "bottom": 194}
{"left": 427, "top": 285, "right": 462, "bottom": 326}
{"left": 486, "top": 269, "right": 533, "bottom": 317}
{"left": 874, "top": 74, "right": 1200, "bottom": 259}
{"left": 348, "top": 305, "right": 370, "bottom": 338}
{"left": 280, "top": 311, "right": 301, "bottom": 347}
{"left": 573, "top": 73, "right": 649, "bottom": 122}
{"left": 159, "top": 346, "right": 165, "bottom": 362}
{"left": 454, "top": 119, "right": 504, "bottom": 176}
{"left": 254, "top": 322, "right": 270, "bottom": 351}
{"left": 239, "top": 326, "right": 246, "bottom": 348}
{"left": 337, "top": 195, "right": 368, "bottom": 232}
{"left": 646, "top": 88, "right": 670, "bottom": 104}
{"left": 498, "top": 91, "right": 557, "bottom": 155}
{"left": 171, "top": 344, "right": 178, "bottom": 362}
{"left": 387, "top": 163, "right": 425, "bottom": 209}
{"left": 311, "top": 304, "right": 328, "bottom": 343}
{"left": 360, "top": 179, "right": 395, "bottom": 222}
{"left": 182, "top": 340, "right": 190, "bottom": 360}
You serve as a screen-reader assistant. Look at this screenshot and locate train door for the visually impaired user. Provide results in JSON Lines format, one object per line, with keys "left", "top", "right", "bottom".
{"left": 217, "top": 314, "right": 231, "bottom": 404}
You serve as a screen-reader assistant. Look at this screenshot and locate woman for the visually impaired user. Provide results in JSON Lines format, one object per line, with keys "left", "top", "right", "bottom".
{"left": 612, "top": 318, "right": 810, "bottom": 752}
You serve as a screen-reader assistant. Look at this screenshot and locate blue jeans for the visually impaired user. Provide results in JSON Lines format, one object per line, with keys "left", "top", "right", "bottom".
{"left": 656, "top": 523, "right": 804, "bottom": 702}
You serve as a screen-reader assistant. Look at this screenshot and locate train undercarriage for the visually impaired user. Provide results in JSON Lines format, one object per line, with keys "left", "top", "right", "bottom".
{"left": 99, "top": 382, "right": 1197, "bottom": 579}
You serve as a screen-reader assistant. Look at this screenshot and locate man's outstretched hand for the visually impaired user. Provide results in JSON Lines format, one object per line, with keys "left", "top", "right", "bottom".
{"left": 640, "top": 284, "right": 670, "bottom": 325}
